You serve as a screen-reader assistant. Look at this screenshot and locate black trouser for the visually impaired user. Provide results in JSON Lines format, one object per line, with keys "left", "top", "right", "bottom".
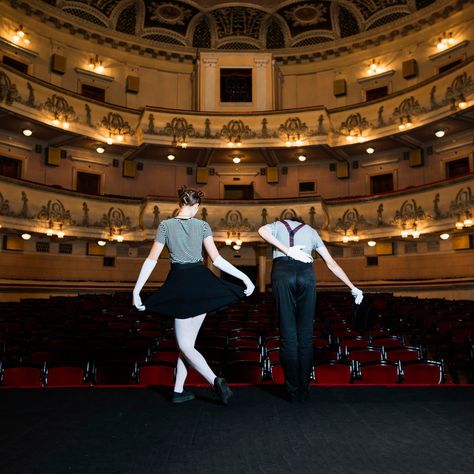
{"left": 271, "top": 257, "right": 316, "bottom": 397}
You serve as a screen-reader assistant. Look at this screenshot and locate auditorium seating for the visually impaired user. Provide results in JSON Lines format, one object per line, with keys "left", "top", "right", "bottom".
{"left": 0, "top": 292, "right": 472, "bottom": 388}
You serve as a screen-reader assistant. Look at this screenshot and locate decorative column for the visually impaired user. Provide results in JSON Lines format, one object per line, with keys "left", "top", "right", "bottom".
{"left": 200, "top": 56, "right": 218, "bottom": 111}
{"left": 254, "top": 57, "right": 270, "bottom": 111}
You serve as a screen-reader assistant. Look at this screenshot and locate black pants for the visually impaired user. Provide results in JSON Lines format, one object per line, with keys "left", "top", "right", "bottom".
{"left": 271, "top": 257, "right": 316, "bottom": 397}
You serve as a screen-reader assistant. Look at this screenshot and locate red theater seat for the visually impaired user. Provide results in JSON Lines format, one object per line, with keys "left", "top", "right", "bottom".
{"left": 138, "top": 362, "right": 175, "bottom": 386}
{"left": 385, "top": 346, "right": 421, "bottom": 363}
{"left": 402, "top": 360, "right": 445, "bottom": 384}
{"left": 1, "top": 366, "right": 43, "bottom": 387}
{"left": 358, "top": 361, "right": 400, "bottom": 384}
{"left": 46, "top": 366, "right": 87, "bottom": 386}
{"left": 314, "top": 362, "right": 352, "bottom": 384}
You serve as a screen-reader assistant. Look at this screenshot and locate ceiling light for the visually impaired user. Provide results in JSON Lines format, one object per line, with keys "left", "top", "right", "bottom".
{"left": 435, "top": 130, "right": 445, "bottom": 138}
{"left": 439, "top": 233, "right": 450, "bottom": 240}
{"left": 97, "top": 240, "right": 106, "bottom": 246}
{"left": 298, "top": 155, "right": 306, "bottom": 162}
{"left": 167, "top": 154, "right": 175, "bottom": 161}
{"left": 366, "top": 147, "right": 375, "bottom": 154}
{"left": 22, "top": 129, "right": 32, "bottom": 136}
{"left": 96, "top": 146, "right": 105, "bottom": 154}
{"left": 232, "top": 244, "right": 241, "bottom": 251}
{"left": 21, "top": 233, "right": 31, "bottom": 240}
{"left": 367, "top": 240, "right": 376, "bottom": 247}
{"left": 232, "top": 156, "right": 241, "bottom": 164}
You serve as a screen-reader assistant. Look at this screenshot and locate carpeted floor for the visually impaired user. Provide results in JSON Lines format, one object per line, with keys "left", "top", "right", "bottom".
{"left": 1, "top": 386, "right": 473, "bottom": 474}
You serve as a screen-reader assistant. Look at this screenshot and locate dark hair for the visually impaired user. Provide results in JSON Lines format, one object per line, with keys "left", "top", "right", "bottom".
{"left": 177, "top": 186, "right": 204, "bottom": 207}
{"left": 282, "top": 216, "right": 305, "bottom": 224}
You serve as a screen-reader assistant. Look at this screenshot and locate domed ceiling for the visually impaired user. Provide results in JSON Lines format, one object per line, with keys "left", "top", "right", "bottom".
{"left": 40, "top": 0, "right": 437, "bottom": 50}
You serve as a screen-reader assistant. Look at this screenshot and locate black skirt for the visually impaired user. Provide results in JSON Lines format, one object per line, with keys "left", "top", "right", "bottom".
{"left": 144, "top": 262, "right": 246, "bottom": 319}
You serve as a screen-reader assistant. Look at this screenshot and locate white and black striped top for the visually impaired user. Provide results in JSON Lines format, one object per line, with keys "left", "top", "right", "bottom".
{"left": 155, "top": 218, "right": 213, "bottom": 263}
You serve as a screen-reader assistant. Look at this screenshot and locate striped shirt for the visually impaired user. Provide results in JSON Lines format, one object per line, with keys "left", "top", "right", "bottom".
{"left": 156, "top": 218, "right": 212, "bottom": 263}
{"left": 267, "top": 220, "right": 325, "bottom": 259}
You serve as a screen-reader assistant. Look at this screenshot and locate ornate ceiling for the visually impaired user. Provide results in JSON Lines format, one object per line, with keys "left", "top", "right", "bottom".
{"left": 39, "top": 0, "right": 438, "bottom": 50}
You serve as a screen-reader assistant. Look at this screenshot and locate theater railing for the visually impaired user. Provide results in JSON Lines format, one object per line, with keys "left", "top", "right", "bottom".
{"left": 0, "top": 174, "right": 472, "bottom": 245}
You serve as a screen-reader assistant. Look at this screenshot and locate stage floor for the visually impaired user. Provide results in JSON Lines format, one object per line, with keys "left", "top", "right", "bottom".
{"left": 1, "top": 386, "right": 473, "bottom": 474}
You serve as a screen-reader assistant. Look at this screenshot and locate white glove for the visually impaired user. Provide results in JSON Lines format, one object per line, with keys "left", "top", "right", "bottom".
{"left": 287, "top": 245, "right": 313, "bottom": 263}
{"left": 351, "top": 287, "right": 363, "bottom": 305}
{"left": 133, "top": 258, "right": 157, "bottom": 310}
{"left": 213, "top": 256, "right": 255, "bottom": 296}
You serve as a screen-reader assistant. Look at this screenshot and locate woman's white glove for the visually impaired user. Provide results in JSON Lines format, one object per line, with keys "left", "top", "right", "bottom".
{"left": 287, "top": 245, "right": 313, "bottom": 263}
{"left": 213, "top": 256, "right": 255, "bottom": 296}
{"left": 133, "top": 258, "right": 157, "bottom": 310}
{"left": 351, "top": 287, "right": 363, "bottom": 305}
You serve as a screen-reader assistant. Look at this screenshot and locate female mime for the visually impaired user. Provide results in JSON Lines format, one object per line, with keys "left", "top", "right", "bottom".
{"left": 133, "top": 187, "right": 255, "bottom": 404}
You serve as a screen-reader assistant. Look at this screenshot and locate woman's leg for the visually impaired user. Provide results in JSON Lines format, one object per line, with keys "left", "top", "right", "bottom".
{"left": 174, "top": 313, "right": 216, "bottom": 391}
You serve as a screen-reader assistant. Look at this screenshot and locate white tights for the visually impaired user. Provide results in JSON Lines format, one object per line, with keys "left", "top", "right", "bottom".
{"left": 174, "top": 313, "right": 216, "bottom": 393}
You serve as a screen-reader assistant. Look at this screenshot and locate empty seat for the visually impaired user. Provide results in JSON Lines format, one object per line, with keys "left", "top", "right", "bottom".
{"left": 1, "top": 366, "right": 43, "bottom": 387}
{"left": 225, "top": 361, "right": 263, "bottom": 384}
{"left": 347, "top": 347, "right": 383, "bottom": 363}
{"left": 46, "top": 366, "right": 87, "bottom": 386}
{"left": 358, "top": 361, "right": 400, "bottom": 384}
{"left": 138, "top": 362, "right": 175, "bottom": 386}
{"left": 401, "top": 360, "right": 445, "bottom": 384}
{"left": 314, "top": 362, "right": 352, "bottom": 384}
{"left": 385, "top": 346, "right": 421, "bottom": 363}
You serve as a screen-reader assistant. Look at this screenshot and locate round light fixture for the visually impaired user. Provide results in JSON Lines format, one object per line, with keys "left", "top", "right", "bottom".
{"left": 439, "top": 233, "right": 450, "bottom": 240}
{"left": 22, "top": 129, "right": 32, "bottom": 137}
{"left": 96, "top": 146, "right": 105, "bottom": 154}
{"left": 435, "top": 130, "right": 445, "bottom": 138}
{"left": 367, "top": 240, "right": 377, "bottom": 247}
{"left": 97, "top": 240, "right": 106, "bottom": 247}
{"left": 366, "top": 147, "right": 375, "bottom": 154}
{"left": 298, "top": 155, "right": 306, "bottom": 162}
{"left": 232, "top": 156, "right": 241, "bottom": 164}
{"left": 21, "top": 233, "right": 31, "bottom": 240}
{"left": 167, "top": 154, "right": 176, "bottom": 161}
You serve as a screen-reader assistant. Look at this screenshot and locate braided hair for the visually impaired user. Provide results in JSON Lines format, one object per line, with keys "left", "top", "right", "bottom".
{"left": 177, "top": 186, "right": 204, "bottom": 207}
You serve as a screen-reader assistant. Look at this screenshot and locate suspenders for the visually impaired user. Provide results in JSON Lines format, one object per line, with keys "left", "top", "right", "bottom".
{"left": 281, "top": 220, "right": 305, "bottom": 247}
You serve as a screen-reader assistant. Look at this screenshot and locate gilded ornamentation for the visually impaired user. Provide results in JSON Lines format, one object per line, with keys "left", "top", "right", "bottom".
{"left": 221, "top": 120, "right": 255, "bottom": 142}
{"left": 162, "top": 117, "right": 196, "bottom": 146}
{"left": 85, "top": 104, "right": 92, "bottom": 127}
{"left": 147, "top": 113, "right": 155, "bottom": 134}
{"left": 392, "top": 199, "right": 428, "bottom": 226}
{"left": 339, "top": 113, "right": 369, "bottom": 138}
{"left": 218, "top": 210, "right": 253, "bottom": 231}
{"left": 0, "top": 71, "right": 20, "bottom": 105}
{"left": 37, "top": 199, "right": 73, "bottom": 225}
{"left": 82, "top": 202, "right": 90, "bottom": 226}
{"left": 96, "top": 207, "right": 131, "bottom": 234}
{"left": 43, "top": 94, "right": 76, "bottom": 123}
{"left": 279, "top": 117, "right": 308, "bottom": 143}
{"left": 393, "top": 96, "right": 425, "bottom": 119}
{"left": 335, "top": 208, "right": 367, "bottom": 233}
{"left": 99, "top": 112, "right": 133, "bottom": 139}
{"left": 445, "top": 72, "right": 474, "bottom": 105}
{"left": 0, "top": 192, "right": 12, "bottom": 216}
{"left": 152, "top": 205, "right": 160, "bottom": 229}
{"left": 449, "top": 187, "right": 474, "bottom": 217}
{"left": 261, "top": 208, "right": 268, "bottom": 226}
{"left": 201, "top": 207, "right": 208, "bottom": 222}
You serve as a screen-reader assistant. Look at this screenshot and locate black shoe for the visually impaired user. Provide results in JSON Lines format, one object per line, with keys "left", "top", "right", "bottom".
{"left": 214, "top": 377, "right": 233, "bottom": 405}
{"left": 172, "top": 389, "right": 195, "bottom": 403}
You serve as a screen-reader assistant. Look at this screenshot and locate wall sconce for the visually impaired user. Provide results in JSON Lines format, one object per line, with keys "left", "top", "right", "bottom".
{"left": 279, "top": 117, "right": 307, "bottom": 147}
{"left": 453, "top": 94, "right": 468, "bottom": 110}
{"left": 44, "top": 95, "right": 76, "bottom": 130}
{"left": 88, "top": 54, "right": 104, "bottom": 74}
{"left": 108, "top": 229, "right": 124, "bottom": 242}
{"left": 367, "top": 59, "right": 382, "bottom": 76}
{"left": 341, "top": 230, "right": 359, "bottom": 243}
{"left": 13, "top": 25, "right": 30, "bottom": 46}
{"left": 100, "top": 113, "right": 132, "bottom": 144}
{"left": 401, "top": 223, "right": 420, "bottom": 238}
{"left": 44, "top": 221, "right": 65, "bottom": 238}
{"left": 165, "top": 117, "right": 194, "bottom": 149}
{"left": 455, "top": 212, "right": 473, "bottom": 229}
{"left": 225, "top": 232, "right": 242, "bottom": 250}
{"left": 227, "top": 135, "right": 242, "bottom": 148}
{"left": 398, "top": 115, "right": 413, "bottom": 131}
{"left": 436, "top": 32, "right": 455, "bottom": 51}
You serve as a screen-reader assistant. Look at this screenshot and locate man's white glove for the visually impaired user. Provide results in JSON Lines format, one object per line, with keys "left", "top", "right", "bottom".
{"left": 286, "top": 245, "right": 313, "bottom": 263}
{"left": 132, "top": 258, "right": 157, "bottom": 310}
{"left": 351, "top": 287, "right": 363, "bottom": 305}
{"left": 213, "top": 256, "right": 255, "bottom": 296}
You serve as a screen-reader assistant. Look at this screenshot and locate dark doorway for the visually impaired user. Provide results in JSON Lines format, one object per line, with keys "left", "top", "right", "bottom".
{"left": 220, "top": 68, "right": 252, "bottom": 103}
{"left": 0, "top": 155, "right": 22, "bottom": 178}
{"left": 370, "top": 173, "right": 394, "bottom": 194}
{"left": 81, "top": 84, "right": 106, "bottom": 102}
{"left": 76, "top": 171, "right": 101, "bottom": 195}
{"left": 366, "top": 86, "right": 388, "bottom": 102}
{"left": 224, "top": 184, "right": 254, "bottom": 199}
{"left": 446, "top": 157, "right": 470, "bottom": 178}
